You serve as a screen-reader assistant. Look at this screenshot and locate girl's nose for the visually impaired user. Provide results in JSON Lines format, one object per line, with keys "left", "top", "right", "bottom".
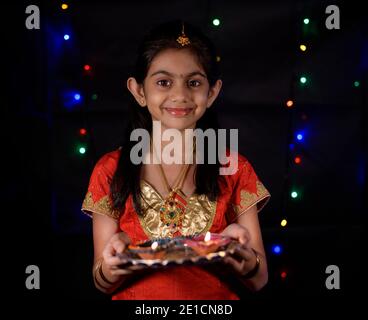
{"left": 169, "top": 84, "right": 190, "bottom": 103}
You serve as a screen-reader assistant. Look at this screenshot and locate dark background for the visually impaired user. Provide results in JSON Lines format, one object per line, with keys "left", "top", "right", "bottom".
{"left": 6, "top": 0, "right": 366, "bottom": 304}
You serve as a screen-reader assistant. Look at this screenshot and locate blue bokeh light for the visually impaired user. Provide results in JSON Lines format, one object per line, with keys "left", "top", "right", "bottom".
{"left": 272, "top": 245, "right": 282, "bottom": 255}
{"left": 63, "top": 90, "right": 82, "bottom": 109}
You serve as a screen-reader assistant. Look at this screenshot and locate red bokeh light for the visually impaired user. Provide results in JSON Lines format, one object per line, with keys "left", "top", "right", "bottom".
{"left": 79, "top": 128, "right": 87, "bottom": 136}
{"left": 294, "top": 156, "right": 301, "bottom": 164}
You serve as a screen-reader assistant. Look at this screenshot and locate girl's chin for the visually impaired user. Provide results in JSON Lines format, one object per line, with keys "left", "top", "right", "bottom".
{"left": 156, "top": 119, "right": 196, "bottom": 131}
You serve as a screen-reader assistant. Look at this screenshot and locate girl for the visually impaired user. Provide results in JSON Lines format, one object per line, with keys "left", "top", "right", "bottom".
{"left": 82, "top": 20, "right": 271, "bottom": 300}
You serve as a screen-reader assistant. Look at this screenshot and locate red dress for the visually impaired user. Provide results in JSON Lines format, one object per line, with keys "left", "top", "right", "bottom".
{"left": 82, "top": 149, "right": 270, "bottom": 300}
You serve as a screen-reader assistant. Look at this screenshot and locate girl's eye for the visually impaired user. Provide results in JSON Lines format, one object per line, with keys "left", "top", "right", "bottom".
{"left": 157, "top": 80, "right": 171, "bottom": 87}
{"left": 188, "top": 80, "right": 201, "bottom": 87}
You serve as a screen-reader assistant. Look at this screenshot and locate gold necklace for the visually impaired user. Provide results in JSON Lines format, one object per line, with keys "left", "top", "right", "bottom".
{"left": 152, "top": 141, "right": 194, "bottom": 237}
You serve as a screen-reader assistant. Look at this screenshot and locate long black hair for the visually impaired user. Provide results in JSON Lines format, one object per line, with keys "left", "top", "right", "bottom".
{"left": 111, "top": 20, "right": 223, "bottom": 215}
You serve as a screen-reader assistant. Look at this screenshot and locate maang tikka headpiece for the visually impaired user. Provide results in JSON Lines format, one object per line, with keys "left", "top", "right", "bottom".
{"left": 176, "top": 22, "right": 191, "bottom": 47}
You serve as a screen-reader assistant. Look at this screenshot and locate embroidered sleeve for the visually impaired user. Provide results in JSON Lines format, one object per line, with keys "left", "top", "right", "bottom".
{"left": 228, "top": 159, "right": 271, "bottom": 222}
{"left": 81, "top": 152, "right": 121, "bottom": 220}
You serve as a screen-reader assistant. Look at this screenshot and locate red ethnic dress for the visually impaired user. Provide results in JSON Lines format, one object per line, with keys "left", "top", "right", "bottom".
{"left": 82, "top": 149, "right": 270, "bottom": 300}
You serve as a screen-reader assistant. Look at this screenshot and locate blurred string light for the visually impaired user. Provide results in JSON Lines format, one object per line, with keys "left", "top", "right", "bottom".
{"left": 63, "top": 91, "right": 82, "bottom": 109}
{"left": 212, "top": 18, "right": 220, "bottom": 26}
{"left": 353, "top": 81, "right": 360, "bottom": 87}
{"left": 79, "top": 128, "right": 87, "bottom": 136}
{"left": 299, "top": 76, "right": 307, "bottom": 84}
{"left": 286, "top": 99, "right": 294, "bottom": 108}
{"left": 272, "top": 245, "right": 282, "bottom": 255}
{"left": 91, "top": 94, "right": 98, "bottom": 100}
{"left": 296, "top": 132, "right": 304, "bottom": 141}
{"left": 277, "top": 10, "right": 313, "bottom": 285}
{"left": 59, "top": 4, "right": 89, "bottom": 159}
{"left": 78, "top": 146, "right": 86, "bottom": 154}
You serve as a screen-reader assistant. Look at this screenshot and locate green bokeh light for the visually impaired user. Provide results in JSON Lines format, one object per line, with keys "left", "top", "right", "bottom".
{"left": 300, "top": 76, "right": 307, "bottom": 84}
{"left": 212, "top": 18, "right": 220, "bottom": 26}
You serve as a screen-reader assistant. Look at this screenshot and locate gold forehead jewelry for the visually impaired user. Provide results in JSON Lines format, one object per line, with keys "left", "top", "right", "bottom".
{"left": 176, "top": 23, "right": 191, "bottom": 47}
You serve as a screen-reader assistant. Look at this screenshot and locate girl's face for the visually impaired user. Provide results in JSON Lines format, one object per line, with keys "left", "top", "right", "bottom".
{"left": 128, "top": 48, "right": 222, "bottom": 131}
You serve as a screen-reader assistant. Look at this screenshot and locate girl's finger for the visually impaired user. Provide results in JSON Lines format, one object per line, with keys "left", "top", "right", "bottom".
{"left": 232, "top": 246, "right": 254, "bottom": 262}
{"left": 224, "top": 256, "right": 244, "bottom": 274}
{"left": 221, "top": 224, "right": 250, "bottom": 245}
{"left": 238, "top": 235, "right": 249, "bottom": 246}
{"left": 127, "top": 265, "right": 146, "bottom": 271}
{"left": 111, "top": 239, "right": 127, "bottom": 254}
{"left": 234, "top": 227, "right": 251, "bottom": 245}
{"left": 110, "top": 264, "right": 145, "bottom": 276}
{"left": 104, "top": 255, "right": 124, "bottom": 266}
{"left": 103, "top": 242, "right": 116, "bottom": 258}
{"left": 110, "top": 268, "right": 134, "bottom": 276}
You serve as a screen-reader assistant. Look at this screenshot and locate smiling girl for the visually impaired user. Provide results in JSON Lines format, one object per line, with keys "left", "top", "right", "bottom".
{"left": 82, "top": 20, "right": 271, "bottom": 300}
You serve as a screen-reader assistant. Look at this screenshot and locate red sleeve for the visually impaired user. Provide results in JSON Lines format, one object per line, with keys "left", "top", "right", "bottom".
{"left": 81, "top": 150, "right": 121, "bottom": 220}
{"left": 227, "top": 155, "right": 271, "bottom": 223}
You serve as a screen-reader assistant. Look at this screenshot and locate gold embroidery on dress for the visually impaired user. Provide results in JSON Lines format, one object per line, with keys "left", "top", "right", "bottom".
{"left": 81, "top": 191, "right": 120, "bottom": 220}
{"left": 233, "top": 181, "right": 270, "bottom": 215}
{"left": 138, "top": 180, "right": 217, "bottom": 239}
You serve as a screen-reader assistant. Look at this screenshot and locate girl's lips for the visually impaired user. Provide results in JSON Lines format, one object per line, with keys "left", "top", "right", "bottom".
{"left": 164, "top": 108, "right": 193, "bottom": 116}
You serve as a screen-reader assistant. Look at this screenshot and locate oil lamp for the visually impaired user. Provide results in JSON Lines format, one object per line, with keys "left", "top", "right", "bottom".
{"left": 184, "top": 232, "right": 231, "bottom": 256}
{"left": 128, "top": 241, "right": 166, "bottom": 260}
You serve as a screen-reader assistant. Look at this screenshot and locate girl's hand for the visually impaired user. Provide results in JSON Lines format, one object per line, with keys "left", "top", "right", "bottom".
{"left": 220, "top": 223, "right": 251, "bottom": 246}
{"left": 220, "top": 223, "right": 259, "bottom": 277}
{"left": 102, "top": 232, "right": 144, "bottom": 277}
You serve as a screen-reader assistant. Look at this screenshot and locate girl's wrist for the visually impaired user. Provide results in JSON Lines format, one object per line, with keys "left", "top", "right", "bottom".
{"left": 93, "top": 258, "right": 121, "bottom": 289}
{"left": 242, "top": 248, "right": 260, "bottom": 279}
{"left": 100, "top": 260, "right": 122, "bottom": 284}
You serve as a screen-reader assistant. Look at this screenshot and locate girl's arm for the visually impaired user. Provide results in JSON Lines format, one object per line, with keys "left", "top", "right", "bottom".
{"left": 92, "top": 214, "right": 135, "bottom": 294}
{"left": 221, "top": 205, "right": 268, "bottom": 291}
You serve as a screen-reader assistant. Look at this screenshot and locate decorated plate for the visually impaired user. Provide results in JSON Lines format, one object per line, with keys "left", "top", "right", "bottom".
{"left": 116, "top": 233, "right": 240, "bottom": 268}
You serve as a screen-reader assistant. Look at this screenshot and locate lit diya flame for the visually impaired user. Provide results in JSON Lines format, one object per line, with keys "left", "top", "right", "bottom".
{"left": 151, "top": 241, "right": 158, "bottom": 250}
{"left": 204, "top": 231, "right": 211, "bottom": 242}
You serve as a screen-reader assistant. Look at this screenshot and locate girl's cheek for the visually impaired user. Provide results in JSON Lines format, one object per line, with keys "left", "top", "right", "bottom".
{"left": 197, "top": 94, "right": 210, "bottom": 105}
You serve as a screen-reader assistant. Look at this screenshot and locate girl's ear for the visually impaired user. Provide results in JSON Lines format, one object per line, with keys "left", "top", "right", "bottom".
{"left": 127, "top": 77, "right": 146, "bottom": 107}
{"left": 206, "top": 79, "right": 222, "bottom": 108}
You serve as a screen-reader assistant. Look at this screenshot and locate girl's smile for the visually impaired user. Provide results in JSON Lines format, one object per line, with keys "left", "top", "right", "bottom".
{"left": 163, "top": 106, "right": 194, "bottom": 117}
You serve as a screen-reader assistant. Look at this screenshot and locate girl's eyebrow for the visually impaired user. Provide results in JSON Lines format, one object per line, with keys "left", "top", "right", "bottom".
{"left": 149, "top": 70, "right": 207, "bottom": 78}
